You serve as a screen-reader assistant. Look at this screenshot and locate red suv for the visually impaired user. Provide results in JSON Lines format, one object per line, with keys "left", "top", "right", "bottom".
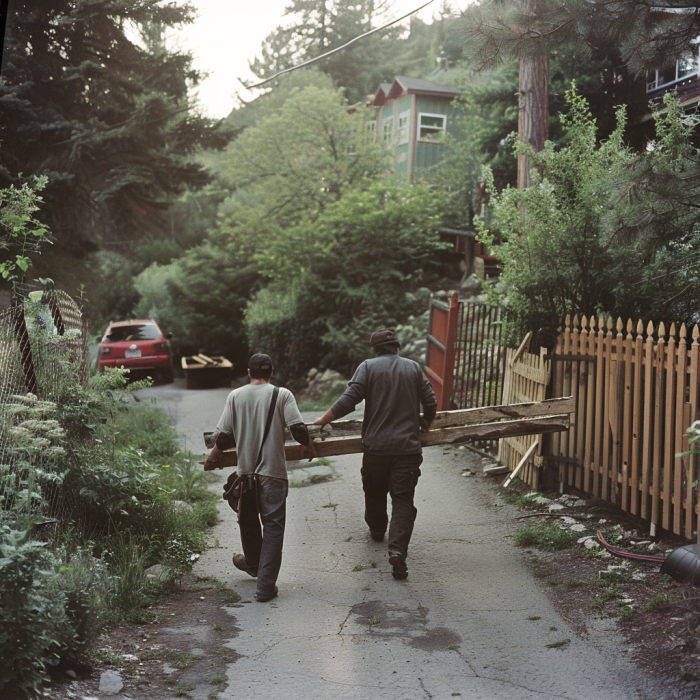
{"left": 98, "top": 319, "right": 174, "bottom": 383}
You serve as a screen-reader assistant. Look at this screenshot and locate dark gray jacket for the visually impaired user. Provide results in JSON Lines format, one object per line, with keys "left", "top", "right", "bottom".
{"left": 330, "top": 352, "right": 437, "bottom": 455}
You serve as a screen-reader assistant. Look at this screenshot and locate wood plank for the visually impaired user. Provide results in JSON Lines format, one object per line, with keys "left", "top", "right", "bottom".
{"left": 611, "top": 318, "right": 625, "bottom": 504}
{"left": 593, "top": 316, "right": 605, "bottom": 498}
{"left": 568, "top": 316, "right": 580, "bottom": 487}
{"left": 211, "top": 416, "right": 570, "bottom": 469}
{"left": 687, "top": 325, "right": 700, "bottom": 538}
{"left": 602, "top": 317, "right": 613, "bottom": 501}
{"left": 641, "top": 322, "right": 654, "bottom": 520}
{"left": 483, "top": 464, "right": 510, "bottom": 476}
{"left": 511, "top": 331, "right": 533, "bottom": 366}
{"left": 652, "top": 326, "right": 665, "bottom": 528}
{"left": 621, "top": 319, "right": 634, "bottom": 512}
{"left": 663, "top": 325, "right": 677, "bottom": 531}
{"left": 431, "top": 396, "right": 575, "bottom": 430}
{"left": 503, "top": 439, "right": 539, "bottom": 487}
{"left": 552, "top": 322, "right": 565, "bottom": 481}
{"left": 584, "top": 316, "right": 596, "bottom": 494}
{"left": 674, "top": 325, "right": 688, "bottom": 535}
{"left": 630, "top": 320, "right": 644, "bottom": 516}
{"left": 510, "top": 362, "right": 549, "bottom": 384}
{"left": 560, "top": 316, "right": 572, "bottom": 485}
{"left": 575, "top": 318, "right": 588, "bottom": 490}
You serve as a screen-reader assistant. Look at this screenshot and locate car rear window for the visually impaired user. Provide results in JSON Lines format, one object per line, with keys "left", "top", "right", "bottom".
{"left": 105, "top": 324, "right": 160, "bottom": 343}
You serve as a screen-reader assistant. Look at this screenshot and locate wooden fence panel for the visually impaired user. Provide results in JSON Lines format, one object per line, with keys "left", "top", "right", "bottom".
{"left": 549, "top": 316, "right": 700, "bottom": 537}
{"left": 498, "top": 347, "right": 550, "bottom": 488}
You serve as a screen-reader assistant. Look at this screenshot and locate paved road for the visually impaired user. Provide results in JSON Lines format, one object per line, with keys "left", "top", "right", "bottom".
{"left": 138, "top": 381, "right": 667, "bottom": 700}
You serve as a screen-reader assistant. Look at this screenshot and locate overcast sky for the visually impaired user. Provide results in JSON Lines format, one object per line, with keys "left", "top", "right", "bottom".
{"left": 179, "top": 0, "right": 461, "bottom": 118}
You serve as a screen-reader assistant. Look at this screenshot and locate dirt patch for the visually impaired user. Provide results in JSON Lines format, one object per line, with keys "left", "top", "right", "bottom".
{"left": 503, "top": 488, "right": 700, "bottom": 699}
{"left": 46, "top": 578, "right": 244, "bottom": 700}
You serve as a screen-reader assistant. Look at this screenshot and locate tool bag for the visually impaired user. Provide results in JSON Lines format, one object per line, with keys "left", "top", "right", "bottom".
{"left": 222, "top": 386, "right": 279, "bottom": 515}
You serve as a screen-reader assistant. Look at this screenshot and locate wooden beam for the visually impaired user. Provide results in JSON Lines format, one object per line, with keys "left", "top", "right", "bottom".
{"left": 210, "top": 414, "right": 569, "bottom": 469}
{"left": 431, "top": 396, "right": 574, "bottom": 430}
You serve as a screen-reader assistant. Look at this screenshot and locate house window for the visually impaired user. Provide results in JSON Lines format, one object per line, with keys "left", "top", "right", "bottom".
{"left": 383, "top": 119, "right": 393, "bottom": 143}
{"left": 397, "top": 111, "right": 410, "bottom": 144}
{"left": 646, "top": 49, "right": 700, "bottom": 92}
{"left": 418, "top": 113, "right": 446, "bottom": 141}
{"left": 366, "top": 120, "right": 376, "bottom": 142}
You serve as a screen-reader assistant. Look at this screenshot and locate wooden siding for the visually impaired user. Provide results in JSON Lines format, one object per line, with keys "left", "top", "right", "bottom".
{"left": 413, "top": 95, "right": 456, "bottom": 177}
{"left": 394, "top": 144, "right": 409, "bottom": 180}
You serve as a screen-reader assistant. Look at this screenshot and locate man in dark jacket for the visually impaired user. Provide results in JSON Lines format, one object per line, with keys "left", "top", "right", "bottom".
{"left": 313, "top": 329, "right": 437, "bottom": 580}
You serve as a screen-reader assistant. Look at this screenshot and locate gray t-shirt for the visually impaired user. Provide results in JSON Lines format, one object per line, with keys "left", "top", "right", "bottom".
{"left": 216, "top": 383, "right": 304, "bottom": 480}
{"left": 330, "top": 353, "right": 437, "bottom": 455}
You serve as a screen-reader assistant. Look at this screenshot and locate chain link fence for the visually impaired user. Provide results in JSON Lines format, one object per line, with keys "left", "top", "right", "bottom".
{"left": 0, "top": 288, "right": 89, "bottom": 539}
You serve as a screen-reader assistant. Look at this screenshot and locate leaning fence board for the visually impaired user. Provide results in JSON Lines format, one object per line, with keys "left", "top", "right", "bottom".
{"left": 503, "top": 440, "right": 539, "bottom": 488}
{"left": 497, "top": 346, "right": 551, "bottom": 488}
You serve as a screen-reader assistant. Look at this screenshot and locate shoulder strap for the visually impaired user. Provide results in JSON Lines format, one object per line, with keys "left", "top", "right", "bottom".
{"left": 254, "top": 385, "right": 280, "bottom": 473}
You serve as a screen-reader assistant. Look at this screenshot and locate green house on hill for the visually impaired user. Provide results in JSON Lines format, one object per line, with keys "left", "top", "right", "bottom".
{"left": 367, "top": 76, "right": 461, "bottom": 183}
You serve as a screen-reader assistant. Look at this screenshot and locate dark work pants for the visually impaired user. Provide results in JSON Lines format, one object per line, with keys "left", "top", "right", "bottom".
{"left": 238, "top": 475, "right": 288, "bottom": 597}
{"left": 361, "top": 452, "right": 423, "bottom": 559}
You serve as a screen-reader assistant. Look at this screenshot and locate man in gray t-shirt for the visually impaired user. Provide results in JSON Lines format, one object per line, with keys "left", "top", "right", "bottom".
{"left": 205, "top": 354, "right": 316, "bottom": 602}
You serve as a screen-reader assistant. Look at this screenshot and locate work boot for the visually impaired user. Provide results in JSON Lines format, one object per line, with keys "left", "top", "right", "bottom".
{"left": 389, "top": 551, "right": 408, "bottom": 580}
{"left": 233, "top": 553, "right": 257, "bottom": 578}
{"left": 255, "top": 585, "right": 278, "bottom": 603}
{"left": 370, "top": 530, "right": 385, "bottom": 542}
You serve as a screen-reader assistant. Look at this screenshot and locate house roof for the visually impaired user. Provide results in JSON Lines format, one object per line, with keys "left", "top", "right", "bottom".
{"left": 371, "top": 76, "right": 460, "bottom": 106}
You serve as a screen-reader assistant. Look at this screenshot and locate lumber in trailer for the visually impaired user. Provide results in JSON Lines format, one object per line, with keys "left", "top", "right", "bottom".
{"left": 205, "top": 396, "right": 574, "bottom": 470}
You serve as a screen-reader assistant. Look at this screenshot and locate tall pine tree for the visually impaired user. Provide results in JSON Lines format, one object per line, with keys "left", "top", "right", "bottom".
{"left": 0, "top": 0, "right": 225, "bottom": 257}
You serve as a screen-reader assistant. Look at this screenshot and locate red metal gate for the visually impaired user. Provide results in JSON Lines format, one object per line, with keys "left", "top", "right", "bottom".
{"left": 424, "top": 292, "right": 459, "bottom": 411}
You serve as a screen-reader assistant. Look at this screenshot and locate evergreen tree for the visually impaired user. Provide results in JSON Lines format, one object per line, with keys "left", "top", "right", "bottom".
{"left": 459, "top": 0, "right": 700, "bottom": 80}
{"left": 0, "top": 0, "right": 226, "bottom": 259}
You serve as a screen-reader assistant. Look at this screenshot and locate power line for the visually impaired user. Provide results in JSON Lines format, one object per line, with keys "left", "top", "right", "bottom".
{"left": 238, "top": 0, "right": 436, "bottom": 94}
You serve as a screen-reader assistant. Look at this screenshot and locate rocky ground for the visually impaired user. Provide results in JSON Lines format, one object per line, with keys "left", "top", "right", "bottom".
{"left": 493, "top": 481, "right": 700, "bottom": 699}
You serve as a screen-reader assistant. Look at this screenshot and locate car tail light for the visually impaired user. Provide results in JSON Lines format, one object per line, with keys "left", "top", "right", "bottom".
{"left": 99, "top": 346, "right": 111, "bottom": 356}
{"left": 153, "top": 341, "right": 169, "bottom": 353}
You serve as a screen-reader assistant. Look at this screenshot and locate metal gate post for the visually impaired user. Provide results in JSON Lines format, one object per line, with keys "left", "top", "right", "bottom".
{"left": 440, "top": 291, "right": 459, "bottom": 411}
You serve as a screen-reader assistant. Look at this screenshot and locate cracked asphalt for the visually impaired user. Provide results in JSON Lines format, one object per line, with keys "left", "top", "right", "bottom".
{"left": 139, "top": 380, "right": 669, "bottom": 700}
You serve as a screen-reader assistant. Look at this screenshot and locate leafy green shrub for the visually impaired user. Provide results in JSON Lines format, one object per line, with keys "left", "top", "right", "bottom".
{"left": 0, "top": 528, "right": 70, "bottom": 698}
{"left": 646, "top": 593, "right": 672, "bottom": 612}
{"left": 113, "top": 406, "right": 180, "bottom": 463}
{"left": 245, "top": 183, "right": 447, "bottom": 380}
{"left": 512, "top": 524, "right": 578, "bottom": 551}
{"left": 477, "top": 87, "right": 635, "bottom": 345}
{"left": 0, "top": 354, "right": 217, "bottom": 694}
{"left": 50, "top": 547, "right": 109, "bottom": 659}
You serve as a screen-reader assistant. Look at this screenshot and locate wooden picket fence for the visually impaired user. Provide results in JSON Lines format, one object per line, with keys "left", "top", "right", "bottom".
{"left": 548, "top": 315, "right": 700, "bottom": 539}
{"left": 498, "top": 341, "right": 550, "bottom": 488}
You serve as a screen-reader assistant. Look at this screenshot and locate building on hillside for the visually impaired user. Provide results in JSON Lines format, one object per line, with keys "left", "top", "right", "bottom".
{"left": 367, "top": 76, "right": 461, "bottom": 183}
{"left": 645, "top": 45, "right": 700, "bottom": 113}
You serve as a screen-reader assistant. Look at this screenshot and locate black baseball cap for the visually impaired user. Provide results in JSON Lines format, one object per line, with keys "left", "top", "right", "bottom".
{"left": 369, "top": 328, "right": 399, "bottom": 347}
{"left": 248, "top": 353, "right": 274, "bottom": 371}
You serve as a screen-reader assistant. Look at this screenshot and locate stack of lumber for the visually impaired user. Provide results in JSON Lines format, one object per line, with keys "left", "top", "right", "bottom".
{"left": 182, "top": 354, "right": 233, "bottom": 390}
{"left": 205, "top": 396, "right": 574, "bottom": 469}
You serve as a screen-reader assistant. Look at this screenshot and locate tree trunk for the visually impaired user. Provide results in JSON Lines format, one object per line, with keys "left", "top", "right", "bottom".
{"left": 517, "top": 35, "right": 549, "bottom": 189}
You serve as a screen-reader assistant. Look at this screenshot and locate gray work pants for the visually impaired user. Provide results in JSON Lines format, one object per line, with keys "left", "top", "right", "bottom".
{"left": 238, "top": 475, "right": 288, "bottom": 597}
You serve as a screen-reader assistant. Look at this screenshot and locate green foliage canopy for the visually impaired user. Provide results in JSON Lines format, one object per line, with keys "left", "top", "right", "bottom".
{"left": 0, "top": 0, "right": 225, "bottom": 257}
{"left": 477, "top": 87, "right": 634, "bottom": 342}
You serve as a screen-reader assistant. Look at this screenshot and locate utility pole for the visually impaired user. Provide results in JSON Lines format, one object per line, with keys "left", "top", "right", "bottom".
{"left": 517, "top": 0, "right": 549, "bottom": 189}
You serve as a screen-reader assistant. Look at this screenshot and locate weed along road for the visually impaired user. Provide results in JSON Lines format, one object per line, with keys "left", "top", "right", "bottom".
{"left": 140, "top": 380, "right": 666, "bottom": 700}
